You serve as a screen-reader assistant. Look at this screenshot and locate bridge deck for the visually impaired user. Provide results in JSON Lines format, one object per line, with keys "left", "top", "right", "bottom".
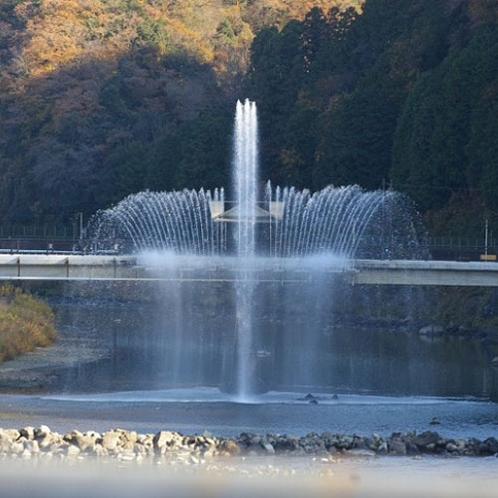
{"left": 351, "top": 259, "right": 498, "bottom": 287}
{"left": 0, "top": 254, "right": 496, "bottom": 286}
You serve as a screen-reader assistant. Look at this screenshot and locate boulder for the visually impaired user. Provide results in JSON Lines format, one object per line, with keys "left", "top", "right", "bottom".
{"left": 68, "top": 430, "right": 99, "bottom": 452}
{"left": 36, "top": 427, "right": 63, "bottom": 450}
{"left": 261, "top": 438, "right": 275, "bottom": 454}
{"left": 419, "top": 325, "right": 445, "bottom": 337}
{"left": 0, "top": 429, "right": 20, "bottom": 441}
{"left": 119, "top": 429, "right": 138, "bottom": 450}
{"left": 65, "top": 444, "right": 81, "bottom": 457}
{"left": 19, "top": 427, "right": 35, "bottom": 440}
{"left": 153, "top": 431, "right": 181, "bottom": 453}
{"left": 218, "top": 439, "right": 240, "bottom": 455}
{"left": 412, "top": 431, "right": 441, "bottom": 450}
{"left": 389, "top": 439, "right": 407, "bottom": 455}
{"left": 23, "top": 440, "right": 40, "bottom": 454}
{"left": 102, "top": 430, "right": 121, "bottom": 451}
{"left": 480, "top": 437, "right": 498, "bottom": 455}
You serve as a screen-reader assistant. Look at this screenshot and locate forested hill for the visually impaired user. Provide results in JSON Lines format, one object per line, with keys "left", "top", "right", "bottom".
{"left": 0, "top": 0, "right": 497, "bottom": 238}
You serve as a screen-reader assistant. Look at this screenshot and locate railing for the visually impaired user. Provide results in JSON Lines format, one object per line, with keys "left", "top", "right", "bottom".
{"left": 0, "top": 225, "right": 74, "bottom": 238}
{"left": 426, "top": 236, "right": 497, "bottom": 261}
{"left": 0, "top": 233, "right": 494, "bottom": 261}
{"left": 0, "top": 224, "right": 79, "bottom": 254}
{"left": 0, "top": 238, "right": 81, "bottom": 254}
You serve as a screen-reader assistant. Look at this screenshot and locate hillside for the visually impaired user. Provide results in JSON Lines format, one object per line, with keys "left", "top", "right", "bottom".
{"left": 0, "top": 0, "right": 361, "bottom": 223}
{"left": 0, "top": 0, "right": 497, "bottom": 241}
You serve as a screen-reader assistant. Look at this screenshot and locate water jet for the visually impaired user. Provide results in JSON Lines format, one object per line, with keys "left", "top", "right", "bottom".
{"left": 90, "top": 100, "right": 428, "bottom": 398}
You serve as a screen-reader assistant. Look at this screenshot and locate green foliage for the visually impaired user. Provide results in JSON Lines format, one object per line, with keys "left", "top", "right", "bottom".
{"left": 135, "top": 19, "right": 170, "bottom": 54}
{"left": 106, "top": 0, "right": 144, "bottom": 14}
{"left": 147, "top": 110, "right": 232, "bottom": 193}
{"left": 174, "top": 112, "right": 232, "bottom": 191}
{"left": 435, "top": 286, "right": 498, "bottom": 331}
{"left": 217, "top": 19, "right": 237, "bottom": 41}
{"left": 248, "top": 1, "right": 440, "bottom": 191}
{"left": 391, "top": 23, "right": 498, "bottom": 216}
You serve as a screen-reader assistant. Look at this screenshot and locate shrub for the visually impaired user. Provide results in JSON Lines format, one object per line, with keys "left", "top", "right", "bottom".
{"left": 0, "top": 285, "right": 57, "bottom": 363}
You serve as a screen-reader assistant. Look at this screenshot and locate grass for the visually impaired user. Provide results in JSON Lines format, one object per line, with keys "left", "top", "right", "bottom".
{"left": 0, "top": 284, "right": 57, "bottom": 363}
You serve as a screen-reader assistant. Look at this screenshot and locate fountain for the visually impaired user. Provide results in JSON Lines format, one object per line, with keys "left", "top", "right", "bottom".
{"left": 89, "top": 99, "right": 427, "bottom": 398}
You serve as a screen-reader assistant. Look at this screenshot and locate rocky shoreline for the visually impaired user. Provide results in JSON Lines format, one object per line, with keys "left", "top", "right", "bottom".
{"left": 1, "top": 425, "right": 497, "bottom": 463}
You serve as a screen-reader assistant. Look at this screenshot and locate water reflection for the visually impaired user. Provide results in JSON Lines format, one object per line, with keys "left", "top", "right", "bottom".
{"left": 55, "top": 280, "right": 498, "bottom": 400}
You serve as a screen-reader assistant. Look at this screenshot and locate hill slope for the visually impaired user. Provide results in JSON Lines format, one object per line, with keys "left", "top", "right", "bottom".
{"left": 1, "top": 0, "right": 497, "bottom": 241}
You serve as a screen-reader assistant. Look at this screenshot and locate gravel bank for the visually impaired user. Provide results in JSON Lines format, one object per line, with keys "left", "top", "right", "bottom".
{"left": 1, "top": 425, "right": 497, "bottom": 463}
{"left": 0, "top": 325, "right": 107, "bottom": 393}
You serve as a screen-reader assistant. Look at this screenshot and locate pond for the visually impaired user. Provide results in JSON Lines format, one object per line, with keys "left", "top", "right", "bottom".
{"left": 0, "top": 279, "right": 489, "bottom": 440}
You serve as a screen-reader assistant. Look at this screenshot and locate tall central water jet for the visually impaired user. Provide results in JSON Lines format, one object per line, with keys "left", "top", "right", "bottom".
{"left": 233, "top": 99, "right": 259, "bottom": 399}
{"left": 234, "top": 99, "right": 259, "bottom": 258}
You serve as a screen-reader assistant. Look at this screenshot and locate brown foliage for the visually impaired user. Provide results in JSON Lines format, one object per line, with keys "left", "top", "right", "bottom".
{"left": 4, "top": 0, "right": 362, "bottom": 85}
{"left": 0, "top": 286, "right": 57, "bottom": 363}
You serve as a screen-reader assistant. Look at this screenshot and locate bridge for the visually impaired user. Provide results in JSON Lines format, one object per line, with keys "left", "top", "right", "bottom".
{"left": 0, "top": 254, "right": 497, "bottom": 286}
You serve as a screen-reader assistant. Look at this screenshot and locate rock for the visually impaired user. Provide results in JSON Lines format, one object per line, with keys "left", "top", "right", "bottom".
{"left": 119, "top": 429, "right": 138, "bottom": 450}
{"left": 298, "top": 393, "right": 322, "bottom": 402}
{"left": 138, "top": 433, "right": 154, "bottom": 448}
{"left": 419, "top": 325, "right": 445, "bottom": 337}
{"left": 24, "top": 440, "right": 40, "bottom": 454}
{"left": 0, "top": 428, "right": 20, "bottom": 441}
{"left": 19, "top": 427, "right": 35, "bottom": 440}
{"left": 481, "top": 437, "right": 498, "bottom": 455}
{"left": 273, "top": 435, "right": 299, "bottom": 453}
{"left": 69, "top": 430, "right": 99, "bottom": 452}
{"left": 377, "top": 441, "right": 389, "bottom": 454}
{"left": 390, "top": 439, "right": 407, "bottom": 455}
{"left": 153, "top": 431, "right": 181, "bottom": 453}
{"left": 65, "top": 444, "right": 81, "bottom": 457}
{"left": 337, "top": 435, "right": 353, "bottom": 450}
{"left": 93, "top": 444, "right": 108, "bottom": 457}
{"left": 218, "top": 439, "right": 240, "bottom": 455}
{"left": 412, "top": 431, "right": 440, "bottom": 450}
{"left": 0, "top": 426, "right": 494, "bottom": 462}
{"left": 37, "top": 427, "right": 62, "bottom": 450}
{"left": 405, "top": 440, "right": 420, "bottom": 455}
{"left": 35, "top": 425, "right": 52, "bottom": 438}
{"left": 261, "top": 441, "right": 275, "bottom": 454}
{"left": 10, "top": 441, "right": 24, "bottom": 454}
{"left": 102, "top": 430, "right": 121, "bottom": 451}
{"left": 445, "top": 442, "right": 458, "bottom": 453}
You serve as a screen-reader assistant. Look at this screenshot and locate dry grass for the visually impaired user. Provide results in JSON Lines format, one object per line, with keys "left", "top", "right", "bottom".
{"left": 0, "top": 285, "right": 57, "bottom": 363}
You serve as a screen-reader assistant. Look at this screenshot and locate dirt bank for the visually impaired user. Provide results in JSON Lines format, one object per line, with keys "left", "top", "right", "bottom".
{"left": 0, "top": 330, "right": 108, "bottom": 393}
